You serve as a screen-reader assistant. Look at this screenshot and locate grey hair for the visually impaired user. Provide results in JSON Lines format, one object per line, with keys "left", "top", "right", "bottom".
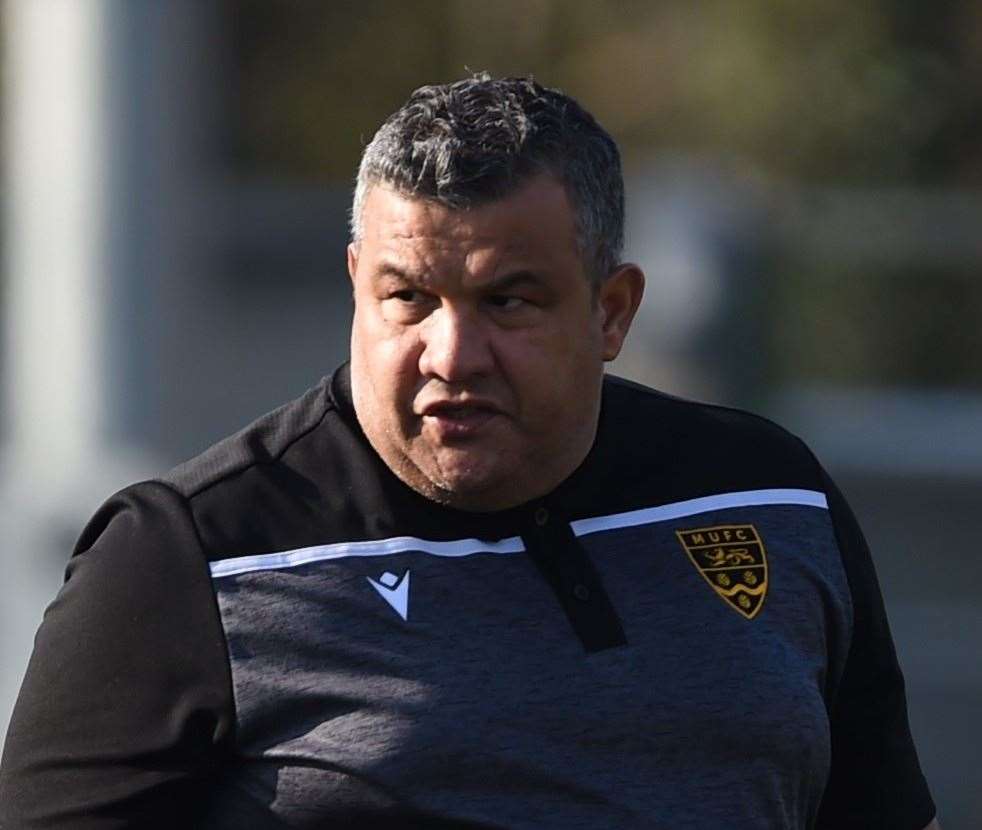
{"left": 349, "top": 73, "right": 624, "bottom": 282}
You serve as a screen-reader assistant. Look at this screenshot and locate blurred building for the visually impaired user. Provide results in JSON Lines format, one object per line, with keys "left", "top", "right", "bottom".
{"left": 1, "top": 2, "right": 979, "bottom": 825}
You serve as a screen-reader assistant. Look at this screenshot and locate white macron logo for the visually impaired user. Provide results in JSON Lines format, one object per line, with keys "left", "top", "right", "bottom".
{"left": 367, "top": 570, "right": 410, "bottom": 621}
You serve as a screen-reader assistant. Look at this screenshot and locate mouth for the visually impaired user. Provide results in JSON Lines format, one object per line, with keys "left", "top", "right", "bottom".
{"left": 418, "top": 400, "right": 502, "bottom": 440}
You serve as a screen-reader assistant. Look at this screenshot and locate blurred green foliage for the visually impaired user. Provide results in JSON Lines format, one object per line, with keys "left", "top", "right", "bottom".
{"left": 231, "top": 0, "right": 982, "bottom": 389}
{"left": 232, "top": 0, "right": 982, "bottom": 185}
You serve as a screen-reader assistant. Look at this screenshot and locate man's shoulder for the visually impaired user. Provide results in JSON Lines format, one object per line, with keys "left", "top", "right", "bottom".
{"left": 159, "top": 374, "right": 338, "bottom": 500}
{"left": 600, "top": 374, "right": 821, "bottom": 492}
{"left": 604, "top": 374, "right": 807, "bottom": 445}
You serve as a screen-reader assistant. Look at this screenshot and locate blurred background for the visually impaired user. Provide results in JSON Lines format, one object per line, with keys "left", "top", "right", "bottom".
{"left": 1, "top": 0, "right": 979, "bottom": 824}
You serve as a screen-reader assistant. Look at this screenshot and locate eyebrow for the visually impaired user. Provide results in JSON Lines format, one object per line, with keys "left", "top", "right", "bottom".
{"left": 483, "top": 271, "right": 544, "bottom": 292}
{"left": 373, "top": 263, "right": 420, "bottom": 283}
{"left": 372, "top": 263, "right": 547, "bottom": 292}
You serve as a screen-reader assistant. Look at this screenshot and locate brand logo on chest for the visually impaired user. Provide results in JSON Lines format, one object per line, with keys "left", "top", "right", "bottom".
{"left": 675, "top": 524, "right": 768, "bottom": 619}
{"left": 367, "top": 570, "right": 411, "bottom": 620}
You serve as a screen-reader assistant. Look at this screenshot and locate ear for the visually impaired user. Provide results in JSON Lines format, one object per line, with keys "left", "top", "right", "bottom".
{"left": 347, "top": 242, "right": 361, "bottom": 288}
{"left": 597, "top": 263, "right": 645, "bottom": 361}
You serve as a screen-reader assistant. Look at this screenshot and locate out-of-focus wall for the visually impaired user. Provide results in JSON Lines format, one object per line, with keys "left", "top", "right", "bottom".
{"left": 2, "top": 2, "right": 979, "bottom": 825}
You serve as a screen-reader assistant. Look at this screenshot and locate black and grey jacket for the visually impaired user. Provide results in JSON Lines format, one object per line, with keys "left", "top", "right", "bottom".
{"left": 0, "top": 366, "right": 935, "bottom": 829}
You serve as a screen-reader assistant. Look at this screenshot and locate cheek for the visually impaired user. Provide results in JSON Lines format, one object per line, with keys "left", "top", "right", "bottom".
{"left": 496, "top": 328, "right": 600, "bottom": 411}
{"left": 356, "top": 325, "right": 422, "bottom": 402}
{"left": 560, "top": 324, "right": 605, "bottom": 393}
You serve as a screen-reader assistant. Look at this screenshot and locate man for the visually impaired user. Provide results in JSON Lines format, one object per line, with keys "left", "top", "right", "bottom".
{"left": 0, "top": 75, "right": 937, "bottom": 828}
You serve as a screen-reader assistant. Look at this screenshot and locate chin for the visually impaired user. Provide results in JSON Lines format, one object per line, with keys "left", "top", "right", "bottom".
{"left": 423, "top": 459, "right": 513, "bottom": 510}
{"left": 433, "top": 469, "right": 502, "bottom": 501}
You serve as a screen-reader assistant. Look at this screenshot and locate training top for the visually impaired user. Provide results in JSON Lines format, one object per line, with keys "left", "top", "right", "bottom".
{"left": 0, "top": 366, "right": 935, "bottom": 829}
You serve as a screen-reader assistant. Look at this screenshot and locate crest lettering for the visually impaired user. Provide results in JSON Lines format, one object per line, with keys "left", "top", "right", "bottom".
{"left": 675, "top": 524, "right": 768, "bottom": 619}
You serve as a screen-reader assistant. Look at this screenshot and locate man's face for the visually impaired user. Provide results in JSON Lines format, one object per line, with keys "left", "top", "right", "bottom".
{"left": 348, "top": 174, "right": 642, "bottom": 511}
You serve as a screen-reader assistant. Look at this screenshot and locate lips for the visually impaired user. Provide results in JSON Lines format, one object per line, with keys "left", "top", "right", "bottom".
{"left": 418, "top": 399, "right": 502, "bottom": 440}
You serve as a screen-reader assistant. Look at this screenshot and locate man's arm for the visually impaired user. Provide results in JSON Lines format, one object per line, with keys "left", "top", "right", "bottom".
{"left": 814, "top": 468, "right": 937, "bottom": 830}
{"left": 0, "top": 482, "right": 234, "bottom": 828}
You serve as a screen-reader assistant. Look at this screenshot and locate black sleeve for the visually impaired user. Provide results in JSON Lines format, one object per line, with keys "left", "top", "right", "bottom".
{"left": 815, "top": 469, "right": 936, "bottom": 830}
{"left": 0, "top": 482, "right": 235, "bottom": 829}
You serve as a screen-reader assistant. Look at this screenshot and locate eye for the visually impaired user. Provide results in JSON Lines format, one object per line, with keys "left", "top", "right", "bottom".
{"left": 390, "top": 289, "right": 425, "bottom": 303}
{"left": 486, "top": 294, "right": 528, "bottom": 311}
{"left": 381, "top": 287, "right": 436, "bottom": 322}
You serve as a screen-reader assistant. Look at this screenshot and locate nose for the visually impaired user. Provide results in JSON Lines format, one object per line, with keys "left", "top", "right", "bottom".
{"left": 417, "top": 304, "right": 494, "bottom": 383}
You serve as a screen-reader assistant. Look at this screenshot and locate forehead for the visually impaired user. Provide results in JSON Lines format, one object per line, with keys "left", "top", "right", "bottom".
{"left": 357, "top": 175, "right": 581, "bottom": 272}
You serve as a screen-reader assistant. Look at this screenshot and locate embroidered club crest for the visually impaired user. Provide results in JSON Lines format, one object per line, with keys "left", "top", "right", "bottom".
{"left": 675, "top": 524, "right": 768, "bottom": 619}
